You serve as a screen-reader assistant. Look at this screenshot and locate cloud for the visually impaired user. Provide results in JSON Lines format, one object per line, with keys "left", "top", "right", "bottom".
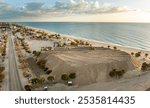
{"left": 26, "top": 0, "right": 131, "bottom": 15}
{"left": 54, "top": 1, "right": 66, "bottom": 9}
{"left": 53, "top": 0, "right": 130, "bottom": 14}
{"left": 97, "top": 6, "right": 130, "bottom": 13}
{"left": 0, "top": 2, "right": 12, "bottom": 11}
{"left": 65, "top": 0, "right": 100, "bottom": 11}
{"left": 0, "top": 2, "right": 15, "bottom": 19}
{"left": 0, "top": 0, "right": 133, "bottom": 21}
{"left": 0, "top": 1, "right": 40, "bottom": 20}
{"left": 23, "top": 2, "right": 44, "bottom": 11}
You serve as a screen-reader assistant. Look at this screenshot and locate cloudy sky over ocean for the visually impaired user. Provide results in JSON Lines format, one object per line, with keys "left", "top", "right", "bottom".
{"left": 0, "top": 0, "right": 150, "bottom": 22}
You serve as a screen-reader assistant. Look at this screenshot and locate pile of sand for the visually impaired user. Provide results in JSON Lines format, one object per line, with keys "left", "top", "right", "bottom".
{"left": 38, "top": 47, "right": 140, "bottom": 86}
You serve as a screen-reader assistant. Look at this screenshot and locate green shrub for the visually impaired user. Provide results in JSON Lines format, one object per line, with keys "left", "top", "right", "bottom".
{"left": 69, "top": 73, "right": 76, "bottom": 79}
{"left": 109, "top": 69, "right": 125, "bottom": 78}
{"left": 46, "top": 70, "right": 52, "bottom": 75}
{"left": 113, "top": 46, "right": 117, "bottom": 50}
{"left": 0, "top": 66, "right": 5, "bottom": 73}
{"left": 0, "top": 73, "right": 5, "bottom": 82}
{"left": 131, "top": 52, "right": 134, "bottom": 56}
{"left": 85, "top": 42, "right": 90, "bottom": 46}
{"left": 145, "top": 53, "right": 148, "bottom": 58}
{"left": 61, "top": 73, "right": 69, "bottom": 81}
{"left": 2, "top": 53, "right": 6, "bottom": 56}
{"left": 38, "top": 76, "right": 45, "bottom": 84}
{"left": 117, "top": 70, "right": 125, "bottom": 78}
{"left": 47, "top": 75, "right": 55, "bottom": 82}
{"left": 31, "top": 76, "right": 45, "bottom": 85}
{"left": 141, "top": 62, "right": 150, "bottom": 71}
{"left": 33, "top": 50, "right": 36, "bottom": 54}
{"left": 109, "top": 69, "right": 116, "bottom": 77}
{"left": 23, "top": 72, "right": 31, "bottom": 78}
{"left": 44, "top": 67, "right": 48, "bottom": 71}
{"left": 33, "top": 51, "right": 41, "bottom": 56}
{"left": 24, "top": 84, "right": 32, "bottom": 91}
{"left": 27, "top": 50, "right": 31, "bottom": 53}
{"left": 135, "top": 52, "right": 141, "bottom": 57}
{"left": 37, "top": 59, "right": 46, "bottom": 69}
{"left": 30, "top": 78, "right": 39, "bottom": 85}
{"left": 71, "top": 41, "right": 77, "bottom": 46}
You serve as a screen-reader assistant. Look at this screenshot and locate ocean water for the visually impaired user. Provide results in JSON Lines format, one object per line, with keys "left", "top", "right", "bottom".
{"left": 17, "top": 22, "right": 150, "bottom": 51}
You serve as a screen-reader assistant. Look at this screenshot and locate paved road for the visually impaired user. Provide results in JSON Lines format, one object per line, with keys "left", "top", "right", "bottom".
{"left": 8, "top": 32, "right": 24, "bottom": 91}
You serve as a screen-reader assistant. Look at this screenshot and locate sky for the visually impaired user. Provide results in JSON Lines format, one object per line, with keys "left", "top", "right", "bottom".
{"left": 0, "top": 0, "right": 150, "bottom": 22}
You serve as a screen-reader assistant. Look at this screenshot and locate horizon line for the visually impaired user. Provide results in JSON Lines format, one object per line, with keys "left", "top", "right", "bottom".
{"left": 1, "top": 21, "right": 150, "bottom": 24}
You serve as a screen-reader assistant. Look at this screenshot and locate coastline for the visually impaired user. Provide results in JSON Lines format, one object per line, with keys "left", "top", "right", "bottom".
{"left": 18, "top": 24, "right": 150, "bottom": 54}
{"left": 10, "top": 23, "right": 150, "bottom": 90}
{"left": 17, "top": 22, "right": 150, "bottom": 52}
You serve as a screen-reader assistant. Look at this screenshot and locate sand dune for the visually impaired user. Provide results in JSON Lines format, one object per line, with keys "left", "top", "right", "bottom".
{"left": 38, "top": 47, "right": 139, "bottom": 86}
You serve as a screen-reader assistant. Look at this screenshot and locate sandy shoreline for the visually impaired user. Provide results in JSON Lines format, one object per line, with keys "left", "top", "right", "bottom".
{"left": 19, "top": 24, "right": 150, "bottom": 54}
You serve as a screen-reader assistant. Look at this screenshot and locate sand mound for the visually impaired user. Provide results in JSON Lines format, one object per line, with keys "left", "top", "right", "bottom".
{"left": 39, "top": 47, "right": 140, "bottom": 86}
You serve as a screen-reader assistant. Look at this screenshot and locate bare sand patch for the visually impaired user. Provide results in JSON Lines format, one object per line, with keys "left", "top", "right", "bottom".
{"left": 38, "top": 47, "right": 139, "bottom": 86}
{"left": 27, "top": 40, "right": 53, "bottom": 51}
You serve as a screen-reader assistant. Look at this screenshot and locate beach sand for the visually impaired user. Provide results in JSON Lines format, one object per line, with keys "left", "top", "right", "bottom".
{"left": 39, "top": 47, "right": 139, "bottom": 86}
{"left": 14, "top": 24, "right": 150, "bottom": 91}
